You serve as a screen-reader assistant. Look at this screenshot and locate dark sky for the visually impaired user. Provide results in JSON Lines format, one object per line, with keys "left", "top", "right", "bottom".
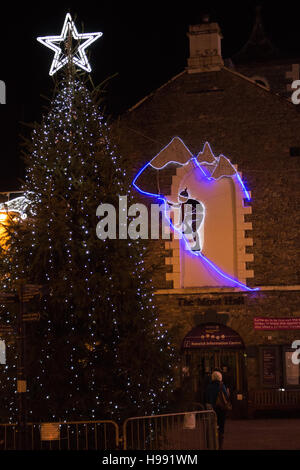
{"left": 1, "top": 0, "right": 300, "bottom": 189}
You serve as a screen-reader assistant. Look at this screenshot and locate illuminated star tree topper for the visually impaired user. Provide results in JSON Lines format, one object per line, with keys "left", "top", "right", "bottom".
{"left": 37, "top": 13, "right": 103, "bottom": 76}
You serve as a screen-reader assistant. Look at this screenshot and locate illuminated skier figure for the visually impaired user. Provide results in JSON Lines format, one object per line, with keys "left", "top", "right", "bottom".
{"left": 167, "top": 187, "right": 205, "bottom": 252}
{"left": 132, "top": 137, "right": 259, "bottom": 291}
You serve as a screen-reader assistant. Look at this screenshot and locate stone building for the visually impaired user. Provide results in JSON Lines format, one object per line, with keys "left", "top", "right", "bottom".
{"left": 115, "top": 12, "right": 300, "bottom": 417}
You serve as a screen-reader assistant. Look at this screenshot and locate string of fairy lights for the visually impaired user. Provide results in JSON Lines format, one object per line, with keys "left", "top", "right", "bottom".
{"left": 0, "top": 79, "right": 174, "bottom": 421}
{"left": 0, "top": 13, "right": 175, "bottom": 422}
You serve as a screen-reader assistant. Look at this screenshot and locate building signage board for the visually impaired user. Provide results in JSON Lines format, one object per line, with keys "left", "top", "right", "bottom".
{"left": 260, "top": 347, "right": 280, "bottom": 387}
{"left": 254, "top": 317, "right": 300, "bottom": 330}
{"left": 178, "top": 296, "right": 245, "bottom": 307}
{"left": 182, "top": 322, "right": 244, "bottom": 349}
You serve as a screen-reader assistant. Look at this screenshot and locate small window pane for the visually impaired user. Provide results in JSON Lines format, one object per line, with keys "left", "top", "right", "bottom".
{"left": 290, "top": 147, "right": 300, "bottom": 157}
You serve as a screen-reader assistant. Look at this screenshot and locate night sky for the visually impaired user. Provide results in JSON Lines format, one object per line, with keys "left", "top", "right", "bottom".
{"left": 1, "top": 0, "right": 300, "bottom": 189}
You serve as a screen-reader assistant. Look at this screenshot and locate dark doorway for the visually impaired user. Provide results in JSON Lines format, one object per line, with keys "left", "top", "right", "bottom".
{"left": 182, "top": 348, "right": 246, "bottom": 404}
{"left": 181, "top": 323, "right": 247, "bottom": 410}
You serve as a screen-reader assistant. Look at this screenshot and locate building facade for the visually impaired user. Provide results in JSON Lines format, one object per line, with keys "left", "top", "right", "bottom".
{"left": 115, "top": 13, "right": 300, "bottom": 416}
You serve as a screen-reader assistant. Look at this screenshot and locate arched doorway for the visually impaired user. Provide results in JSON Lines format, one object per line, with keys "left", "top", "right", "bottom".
{"left": 181, "top": 323, "right": 246, "bottom": 406}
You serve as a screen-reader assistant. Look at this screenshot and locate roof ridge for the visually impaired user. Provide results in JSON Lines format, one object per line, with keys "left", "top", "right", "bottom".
{"left": 124, "top": 64, "right": 299, "bottom": 116}
{"left": 127, "top": 71, "right": 186, "bottom": 113}
{"left": 222, "top": 65, "right": 299, "bottom": 110}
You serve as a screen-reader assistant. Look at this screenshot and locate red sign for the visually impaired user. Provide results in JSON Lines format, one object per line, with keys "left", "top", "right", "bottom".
{"left": 254, "top": 317, "right": 300, "bottom": 330}
{"left": 182, "top": 323, "right": 244, "bottom": 349}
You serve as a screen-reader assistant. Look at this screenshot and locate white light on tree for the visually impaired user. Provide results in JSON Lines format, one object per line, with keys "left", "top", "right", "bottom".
{"left": 37, "top": 13, "right": 103, "bottom": 76}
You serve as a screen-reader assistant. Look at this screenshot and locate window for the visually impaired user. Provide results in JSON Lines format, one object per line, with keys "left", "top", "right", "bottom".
{"left": 290, "top": 147, "right": 300, "bottom": 157}
{"left": 251, "top": 75, "right": 270, "bottom": 90}
{"left": 283, "top": 347, "right": 300, "bottom": 387}
{"left": 259, "top": 345, "right": 300, "bottom": 389}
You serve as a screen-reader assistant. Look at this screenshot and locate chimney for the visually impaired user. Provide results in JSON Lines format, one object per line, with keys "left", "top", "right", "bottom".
{"left": 187, "top": 15, "right": 224, "bottom": 73}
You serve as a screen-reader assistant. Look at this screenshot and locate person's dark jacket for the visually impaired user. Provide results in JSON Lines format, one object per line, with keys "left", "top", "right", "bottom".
{"left": 205, "top": 380, "right": 229, "bottom": 408}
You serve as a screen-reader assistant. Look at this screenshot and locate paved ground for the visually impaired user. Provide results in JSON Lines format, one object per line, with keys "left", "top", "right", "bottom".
{"left": 223, "top": 419, "right": 300, "bottom": 450}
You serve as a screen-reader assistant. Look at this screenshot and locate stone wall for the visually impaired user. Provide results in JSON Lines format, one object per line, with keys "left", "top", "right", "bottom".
{"left": 155, "top": 289, "right": 300, "bottom": 390}
{"left": 115, "top": 67, "right": 300, "bottom": 288}
{"left": 113, "top": 66, "right": 300, "bottom": 394}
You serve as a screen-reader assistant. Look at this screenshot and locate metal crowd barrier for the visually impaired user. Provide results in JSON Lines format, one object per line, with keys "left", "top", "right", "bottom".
{"left": 123, "top": 410, "right": 218, "bottom": 450}
{"left": 0, "top": 411, "right": 218, "bottom": 450}
{"left": 0, "top": 420, "right": 119, "bottom": 450}
{"left": 0, "top": 423, "right": 17, "bottom": 450}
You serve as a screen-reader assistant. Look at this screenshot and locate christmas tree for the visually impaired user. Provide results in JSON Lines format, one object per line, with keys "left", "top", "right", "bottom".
{"left": 0, "top": 68, "right": 175, "bottom": 423}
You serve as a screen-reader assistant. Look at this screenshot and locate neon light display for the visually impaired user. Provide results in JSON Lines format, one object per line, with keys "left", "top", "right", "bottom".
{"left": 133, "top": 137, "right": 258, "bottom": 292}
{"left": 37, "top": 13, "right": 102, "bottom": 76}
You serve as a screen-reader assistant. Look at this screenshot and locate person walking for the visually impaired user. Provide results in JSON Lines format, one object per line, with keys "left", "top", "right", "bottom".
{"left": 205, "top": 370, "right": 231, "bottom": 450}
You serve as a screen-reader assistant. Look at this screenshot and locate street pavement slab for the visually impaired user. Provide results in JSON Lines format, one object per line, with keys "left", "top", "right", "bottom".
{"left": 223, "top": 419, "right": 300, "bottom": 450}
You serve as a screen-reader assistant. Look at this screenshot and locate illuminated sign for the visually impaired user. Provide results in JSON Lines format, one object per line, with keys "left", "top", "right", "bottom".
{"left": 182, "top": 323, "right": 244, "bottom": 349}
